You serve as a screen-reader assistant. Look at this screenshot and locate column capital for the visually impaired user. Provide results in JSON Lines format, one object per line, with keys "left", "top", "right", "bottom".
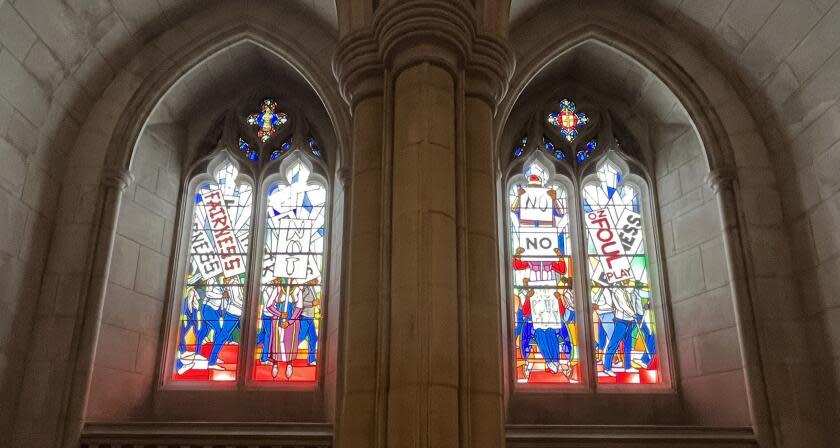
{"left": 337, "top": 167, "right": 352, "bottom": 188}
{"left": 376, "top": 0, "right": 474, "bottom": 73}
{"left": 705, "top": 167, "right": 736, "bottom": 194}
{"left": 333, "top": 30, "right": 384, "bottom": 108}
{"left": 465, "top": 33, "right": 515, "bottom": 106}
{"left": 333, "top": 0, "right": 514, "bottom": 108}
{"left": 101, "top": 167, "right": 134, "bottom": 191}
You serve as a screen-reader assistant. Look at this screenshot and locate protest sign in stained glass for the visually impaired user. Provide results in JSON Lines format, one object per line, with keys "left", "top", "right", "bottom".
{"left": 509, "top": 161, "right": 580, "bottom": 384}
{"left": 174, "top": 160, "right": 253, "bottom": 382}
{"left": 254, "top": 161, "right": 326, "bottom": 382}
{"left": 582, "top": 160, "right": 659, "bottom": 384}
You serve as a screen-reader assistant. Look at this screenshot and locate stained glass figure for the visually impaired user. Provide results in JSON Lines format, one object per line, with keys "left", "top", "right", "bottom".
{"left": 173, "top": 160, "right": 253, "bottom": 382}
{"left": 509, "top": 161, "right": 580, "bottom": 384}
{"left": 576, "top": 138, "right": 598, "bottom": 164}
{"left": 271, "top": 138, "right": 293, "bottom": 161}
{"left": 582, "top": 160, "right": 659, "bottom": 384}
{"left": 239, "top": 137, "right": 258, "bottom": 161}
{"left": 547, "top": 99, "right": 589, "bottom": 142}
{"left": 255, "top": 161, "right": 327, "bottom": 382}
{"left": 247, "top": 99, "right": 288, "bottom": 143}
{"left": 543, "top": 135, "right": 564, "bottom": 161}
{"left": 307, "top": 137, "right": 322, "bottom": 157}
{"left": 513, "top": 136, "right": 528, "bottom": 158}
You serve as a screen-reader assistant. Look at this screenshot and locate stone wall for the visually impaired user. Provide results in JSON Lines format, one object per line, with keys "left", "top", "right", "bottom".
{"left": 653, "top": 125, "right": 750, "bottom": 425}
{"left": 0, "top": 3, "right": 345, "bottom": 445}
{"left": 641, "top": 1, "right": 840, "bottom": 439}
{"left": 0, "top": 0, "right": 83, "bottom": 439}
{"left": 87, "top": 123, "right": 183, "bottom": 420}
{"left": 0, "top": 0, "right": 838, "bottom": 446}
{"left": 506, "top": 4, "right": 840, "bottom": 435}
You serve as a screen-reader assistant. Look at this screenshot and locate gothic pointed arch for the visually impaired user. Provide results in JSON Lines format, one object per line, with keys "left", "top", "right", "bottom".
{"left": 504, "top": 95, "right": 672, "bottom": 389}
{"left": 166, "top": 96, "right": 331, "bottom": 385}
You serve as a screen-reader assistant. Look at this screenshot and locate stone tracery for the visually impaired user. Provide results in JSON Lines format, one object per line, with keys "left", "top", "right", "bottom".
{"left": 0, "top": 1, "right": 831, "bottom": 447}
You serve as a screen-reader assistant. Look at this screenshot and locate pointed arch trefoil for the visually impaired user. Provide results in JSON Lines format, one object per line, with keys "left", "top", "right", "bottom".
{"left": 164, "top": 97, "right": 331, "bottom": 387}
{"left": 504, "top": 97, "right": 672, "bottom": 389}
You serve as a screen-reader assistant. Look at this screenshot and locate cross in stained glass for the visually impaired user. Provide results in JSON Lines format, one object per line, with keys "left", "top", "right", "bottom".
{"left": 547, "top": 99, "right": 589, "bottom": 142}
{"left": 247, "top": 99, "right": 288, "bottom": 143}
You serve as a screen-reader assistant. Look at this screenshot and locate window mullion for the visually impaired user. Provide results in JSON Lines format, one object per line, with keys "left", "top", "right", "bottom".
{"left": 572, "top": 179, "right": 597, "bottom": 391}
{"left": 239, "top": 176, "right": 264, "bottom": 388}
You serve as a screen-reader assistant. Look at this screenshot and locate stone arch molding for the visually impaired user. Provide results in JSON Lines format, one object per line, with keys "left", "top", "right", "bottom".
{"left": 499, "top": 12, "right": 797, "bottom": 448}
{"left": 106, "top": 28, "right": 350, "bottom": 174}
{"left": 500, "top": 21, "right": 738, "bottom": 173}
{"left": 35, "top": 4, "right": 351, "bottom": 448}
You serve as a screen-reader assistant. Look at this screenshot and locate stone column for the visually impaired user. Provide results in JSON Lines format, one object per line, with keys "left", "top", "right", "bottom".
{"left": 59, "top": 168, "right": 134, "bottom": 448}
{"left": 333, "top": 1, "right": 513, "bottom": 446}
{"left": 458, "top": 92, "right": 507, "bottom": 446}
{"left": 388, "top": 60, "right": 460, "bottom": 446}
{"left": 707, "top": 170, "right": 776, "bottom": 448}
{"left": 333, "top": 35, "right": 387, "bottom": 445}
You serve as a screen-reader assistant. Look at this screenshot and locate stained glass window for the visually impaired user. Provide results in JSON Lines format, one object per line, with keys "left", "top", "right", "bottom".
{"left": 547, "top": 99, "right": 589, "bottom": 142}
{"left": 583, "top": 160, "right": 659, "bottom": 384}
{"left": 543, "top": 135, "right": 564, "bottom": 161}
{"left": 513, "top": 136, "right": 528, "bottom": 158}
{"left": 174, "top": 160, "right": 253, "bottom": 382}
{"left": 271, "top": 138, "right": 293, "bottom": 161}
{"left": 509, "top": 161, "right": 580, "bottom": 384}
{"left": 168, "top": 95, "right": 331, "bottom": 388}
{"left": 239, "top": 137, "right": 258, "bottom": 161}
{"left": 307, "top": 137, "right": 322, "bottom": 157}
{"left": 576, "top": 138, "right": 598, "bottom": 164}
{"left": 255, "top": 161, "right": 326, "bottom": 382}
{"left": 508, "top": 97, "right": 666, "bottom": 388}
{"left": 247, "top": 99, "right": 288, "bottom": 143}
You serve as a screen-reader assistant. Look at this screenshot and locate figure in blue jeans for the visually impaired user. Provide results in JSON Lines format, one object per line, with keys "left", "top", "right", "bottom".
{"left": 176, "top": 279, "right": 202, "bottom": 374}
{"left": 194, "top": 285, "right": 223, "bottom": 363}
{"left": 601, "top": 286, "right": 639, "bottom": 376}
{"left": 195, "top": 284, "right": 240, "bottom": 370}
{"left": 298, "top": 280, "right": 321, "bottom": 365}
{"left": 604, "top": 316, "right": 634, "bottom": 376}
{"left": 627, "top": 311, "right": 656, "bottom": 368}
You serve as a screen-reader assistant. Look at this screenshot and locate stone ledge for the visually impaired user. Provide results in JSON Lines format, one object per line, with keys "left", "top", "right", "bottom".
{"left": 81, "top": 422, "right": 333, "bottom": 447}
{"left": 506, "top": 425, "right": 756, "bottom": 447}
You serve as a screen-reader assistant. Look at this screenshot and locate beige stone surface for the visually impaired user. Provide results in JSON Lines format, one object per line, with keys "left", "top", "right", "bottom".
{"left": 0, "top": 0, "right": 836, "bottom": 446}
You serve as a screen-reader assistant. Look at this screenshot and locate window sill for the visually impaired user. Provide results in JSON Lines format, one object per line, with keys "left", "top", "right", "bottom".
{"left": 81, "top": 422, "right": 332, "bottom": 447}
{"left": 506, "top": 424, "right": 756, "bottom": 447}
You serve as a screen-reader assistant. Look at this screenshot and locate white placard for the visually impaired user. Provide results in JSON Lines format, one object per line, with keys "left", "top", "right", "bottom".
{"left": 616, "top": 210, "right": 643, "bottom": 255}
{"left": 519, "top": 229, "right": 559, "bottom": 256}
{"left": 203, "top": 188, "right": 246, "bottom": 278}
{"left": 530, "top": 289, "right": 563, "bottom": 329}
{"left": 585, "top": 208, "right": 632, "bottom": 284}
{"left": 273, "top": 218, "right": 313, "bottom": 280}
{"left": 190, "top": 222, "right": 223, "bottom": 279}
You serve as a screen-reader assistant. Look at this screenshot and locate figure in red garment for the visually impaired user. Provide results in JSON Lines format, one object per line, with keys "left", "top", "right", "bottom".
{"left": 512, "top": 246, "right": 530, "bottom": 271}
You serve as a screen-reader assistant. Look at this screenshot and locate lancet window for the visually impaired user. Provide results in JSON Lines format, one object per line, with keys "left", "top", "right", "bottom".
{"left": 507, "top": 98, "right": 670, "bottom": 388}
{"left": 167, "top": 98, "right": 328, "bottom": 385}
